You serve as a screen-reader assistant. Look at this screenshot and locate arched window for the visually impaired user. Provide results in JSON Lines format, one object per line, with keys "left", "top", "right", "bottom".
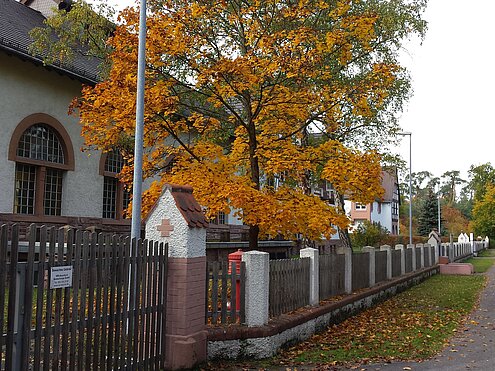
{"left": 100, "top": 151, "right": 131, "bottom": 219}
{"left": 9, "top": 114, "right": 74, "bottom": 216}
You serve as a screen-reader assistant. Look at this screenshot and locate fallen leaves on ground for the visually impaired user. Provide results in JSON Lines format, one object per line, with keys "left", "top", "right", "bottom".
{"left": 206, "top": 275, "right": 485, "bottom": 370}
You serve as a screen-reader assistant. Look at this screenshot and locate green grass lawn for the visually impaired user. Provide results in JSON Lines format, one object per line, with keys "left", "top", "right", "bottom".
{"left": 207, "top": 273, "right": 486, "bottom": 370}
{"left": 464, "top": 256, "right": 495, "bottom": 273}
{"left": 478, "top": 249, "right": 495, "bottom": 257}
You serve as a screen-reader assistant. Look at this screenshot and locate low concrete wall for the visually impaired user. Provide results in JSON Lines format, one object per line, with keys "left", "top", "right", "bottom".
{"left": 207, "top": 266, "right": 438, "bottom": 360}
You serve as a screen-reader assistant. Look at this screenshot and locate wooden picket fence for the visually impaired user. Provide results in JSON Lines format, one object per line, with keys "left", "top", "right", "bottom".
{"left": 0, "top": 224, "right": 168, "bottom": 371}
{"left": 206, "top": 261, "right": 245, "bottom": 325}
{"left": 269, "top": 258, "right": 310, "bottom": 317}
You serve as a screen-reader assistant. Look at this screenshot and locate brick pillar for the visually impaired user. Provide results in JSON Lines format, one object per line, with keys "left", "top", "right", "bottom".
{"left": 145, "top": 184, "right": 208, "bottom": 370}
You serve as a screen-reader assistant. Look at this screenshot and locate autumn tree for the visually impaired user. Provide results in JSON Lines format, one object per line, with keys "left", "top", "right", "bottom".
{"left": 441, "top": 205, "right": 469, "bottom": 237}
{"left": 440, "top": 170, "right": 465, "bottom": 205}
{"left": 471, "top": 184, "right": 495, "bottom": 239}
{"left": 466, "top": 163, "right": 495, "bottom": 203}
{"left": 351, "top": 221, "right": 389, "bottom": 249}
{"left": 29, "top": 0, "right": 116, "bottom": 76}
{"left": 64, "top": 0, "right": 426, "bottom": 249}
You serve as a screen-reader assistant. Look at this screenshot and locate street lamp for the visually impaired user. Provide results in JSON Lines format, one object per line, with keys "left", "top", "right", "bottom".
{"left": 398, "top": 132, "right": 412, "bottom": 245}
{"left": 437, "top": 186, "right": 441, "bottom": 235}
{"left": 130, "top": 0, "right": 147, "bottom": 241}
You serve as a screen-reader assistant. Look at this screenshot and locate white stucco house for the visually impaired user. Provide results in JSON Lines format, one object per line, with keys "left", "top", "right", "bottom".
{"left": 0, "top": 0, "right": 133, "bottom": 235}
{"left": 345, "top": 168, "right": 400, "bottom": 235}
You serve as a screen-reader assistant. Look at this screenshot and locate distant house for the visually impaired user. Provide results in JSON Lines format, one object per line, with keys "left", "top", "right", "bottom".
{"left": 345, "top": 168, "right": 400, "bottom": 235}
{"left": 0, "top": 0, "right": 132, "bottom": 235}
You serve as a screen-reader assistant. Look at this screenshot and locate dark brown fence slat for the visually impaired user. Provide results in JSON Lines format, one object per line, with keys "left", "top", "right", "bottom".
{"left": 113, "top": 236, "right": 124, "bottom": 371}
{"left": 20, "top": 225, "right": 36, "bottom": 370}
{"left": 221, "top": 262, "right": 228, "bottom": 323}
{"left": 211, "top": 262, "right": 219, "bottom": 323}
{"left": 51, "top": 228, "right": 65, "bottom": 370}
{"left": 33, "top": 226, "right": 47, "bottom": 371}
{"left": 126, "top": 238, "right": 137, "bottom": 370}
{"left": 151, "top": 241, "right": 160, "bottom": 370}
{"left": 69, "top": 229, "right": 81, "bottom": 371}
{"left": 121, "top": 237, "right": 131, "bottom": 369}
{"left": 100, "top": 235, "right": 111, "bottom": 371}
{"left": 416, "top": 248, "right": 422, "bottom": 269}
{"left": 145, "top": 240, "right": 153, "bottom": 369}
{"left": 230, "top": 262, "right": 236, "bottom": 321}
{"left": 85, "top": 232, "right": 97, "bottom": 369}
{"left": 269, "top": 258, "right": 310, "bottom": 317}
{"left": 392, "top": 249, "right": 401, "bottom": 277}
{"left": 106, "top": 235, "right": 118, "bottom": 370}
{"left": 61, "top": 228, "right": 73, "bottom": 370}
{"left": 76, "top": 231, "right": 90, "bottom": 370}
{"left": 405, "top": 248, "right": 412, "bottom": 273}
{"left": 240, "top": 261, "right": 246, "bottom": 324}
{"left": 157, "top": 242, "right": 168, "bottom": 369}
{"left": 92, "top": 233, "right": 103, "bottom": 370}
{"left": 5, "top": 224, "right": 19, "bottom": 371}
{"left": 139, "top": 240, "right": 147, "bottom": 367}
{"left": 0, "top": 225, "right": 9, "bottom": 370}
{"left": 375, "top": 250, "right": 388, "bottom": 283}
{"left": 352, "top": 253, "right": 370, "bottom": 291}
{"left": 132, "top": 239, "right": 142, "bottom": 370}
{"left": 42, "top": 227, "right": 56, "bottom": 370}
{"left": 0, "top": 225, "right": 168, "bottom": 371}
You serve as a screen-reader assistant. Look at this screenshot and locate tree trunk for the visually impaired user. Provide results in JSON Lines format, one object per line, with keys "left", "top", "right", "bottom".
{"left": 335, "top": 192, "right": 352, "bottom": 250}
{"left": 248, "top": 224, "right": 260, "bottom": 250}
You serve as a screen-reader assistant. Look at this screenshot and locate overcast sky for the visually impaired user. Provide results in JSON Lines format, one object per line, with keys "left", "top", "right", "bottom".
{"left": 108, "top": 0, "right": 494, "bottom": 182}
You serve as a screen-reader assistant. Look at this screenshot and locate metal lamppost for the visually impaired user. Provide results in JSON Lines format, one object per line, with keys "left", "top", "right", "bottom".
{"left": 130, "top": 0, "right": 147, "bottom": 241}
{"left": 398, "top": 132, "right": 412, "bottom": 245}
{"left": 437, "top": 187, "right": 441, "bottom": 235}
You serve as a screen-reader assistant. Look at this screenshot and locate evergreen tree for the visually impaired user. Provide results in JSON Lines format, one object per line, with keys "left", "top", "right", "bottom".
{"left": 417, "top": 189, "right": 441, "bottom": 236}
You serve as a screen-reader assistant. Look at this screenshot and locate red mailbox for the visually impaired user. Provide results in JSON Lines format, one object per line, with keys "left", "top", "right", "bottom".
{"left": 228, "top": 249, "right": 243, "bottom": 313}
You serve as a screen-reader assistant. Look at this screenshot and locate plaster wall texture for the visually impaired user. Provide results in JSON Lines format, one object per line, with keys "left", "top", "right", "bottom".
{"left": 242, "top": 251, "right": 269, "bottom": 327}
{"left": 226, "top": 208, "right": 244, "bottom": 226}
{"left": 379, "top": 245, "right": 393, "bottom": 279}
{"left": 362, "top": 246, "right": 375, "bottom": 286}
{"left": 145, "top": 189, "right": 206, "bottom": 258}
{"left": 0, "top": 53, "right": 103, "bottom": 217}
{"left": 370, "top": 202, "right": 393, "bottom": 231}
{"left": 208, "top": 269, "right": 437, "bottom": 360}
{"left": 395, "top": 244, "right": 405, "bottom": 275}
{"left": 300, "top": 248, "right": 319, "bottom": 305}
{"left": 408, "top": 244, "right": 416, "bottom": 271}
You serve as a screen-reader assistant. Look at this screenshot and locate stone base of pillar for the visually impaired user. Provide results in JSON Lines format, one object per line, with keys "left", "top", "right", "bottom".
{"left": 165, "top": 257, "right": 207, "bottom": 370}
{"left": 165, "top": 330, "right": 208, "bottom": 370}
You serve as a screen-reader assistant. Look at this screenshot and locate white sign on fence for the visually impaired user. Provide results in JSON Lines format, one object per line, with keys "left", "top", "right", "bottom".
{"left": 50, "top": 266, "right": 73, "bottom": 289}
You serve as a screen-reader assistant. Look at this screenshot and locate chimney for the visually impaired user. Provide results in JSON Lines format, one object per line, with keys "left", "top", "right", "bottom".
{"left": 58, "top": 0, "right": 72, "bottom": 12}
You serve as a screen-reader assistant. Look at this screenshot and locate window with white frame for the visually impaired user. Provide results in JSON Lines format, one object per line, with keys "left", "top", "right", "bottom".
{"left": 355, "top": 203, "right": 367, "bottom": 210}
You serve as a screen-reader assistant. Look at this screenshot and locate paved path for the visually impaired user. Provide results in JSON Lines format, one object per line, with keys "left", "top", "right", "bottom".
{"left": 355, "top": 262, "right": 495, "bottom": 371}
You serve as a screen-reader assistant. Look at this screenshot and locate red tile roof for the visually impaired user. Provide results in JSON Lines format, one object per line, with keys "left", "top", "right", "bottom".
{"left": 169, "top": 184, "right": 208, "bottom": 228}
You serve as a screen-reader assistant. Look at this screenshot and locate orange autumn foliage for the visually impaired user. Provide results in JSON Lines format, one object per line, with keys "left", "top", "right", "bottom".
{"left": 72, "top": 0, "right": 409, "bottom": 243}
